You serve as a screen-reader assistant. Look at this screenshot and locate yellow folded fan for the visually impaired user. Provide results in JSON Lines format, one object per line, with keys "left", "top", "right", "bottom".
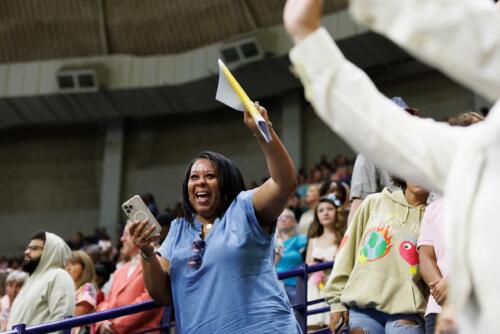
{"left": 215, "top": 59, "right": 272, "bottom": 143}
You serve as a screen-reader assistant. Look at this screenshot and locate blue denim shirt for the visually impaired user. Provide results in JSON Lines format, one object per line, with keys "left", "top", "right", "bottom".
{"left": 159, "top": 190, "right": 302, "bottom": 334}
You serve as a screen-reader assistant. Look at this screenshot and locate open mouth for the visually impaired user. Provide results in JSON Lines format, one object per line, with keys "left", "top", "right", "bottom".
{"left": 195, "top": 191, "right": 211, "bottom": 204}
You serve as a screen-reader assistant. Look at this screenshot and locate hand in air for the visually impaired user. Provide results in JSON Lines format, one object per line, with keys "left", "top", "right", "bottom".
{"left": 244, "top": 101, "right": 270, "bottom": 136}
{"left": 283, "top": 0, "right": 323, "bottom": 44}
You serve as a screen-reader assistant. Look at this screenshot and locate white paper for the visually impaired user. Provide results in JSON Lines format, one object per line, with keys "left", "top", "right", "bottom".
{"left": 215, "top": 60, "right": 272, "bottom": 142}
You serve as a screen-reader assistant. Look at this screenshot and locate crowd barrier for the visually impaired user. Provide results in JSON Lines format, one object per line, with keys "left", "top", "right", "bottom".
{"left": 2, "top": 261, "right": 335, "bottom": 334}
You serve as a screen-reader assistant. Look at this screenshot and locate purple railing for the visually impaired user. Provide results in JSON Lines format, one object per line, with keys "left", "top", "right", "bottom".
{"left": 3, "top": 261, "right": 335, "bottom": 334}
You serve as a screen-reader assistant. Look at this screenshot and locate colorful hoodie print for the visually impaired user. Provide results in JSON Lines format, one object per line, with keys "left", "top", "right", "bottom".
{"left": 324, "top": 188, "right": 428, "bottom": 315}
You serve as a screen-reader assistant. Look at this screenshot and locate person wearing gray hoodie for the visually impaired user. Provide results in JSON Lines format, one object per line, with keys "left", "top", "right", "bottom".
{"left": 8, "top": 231, "right": 75, "bottom": 329}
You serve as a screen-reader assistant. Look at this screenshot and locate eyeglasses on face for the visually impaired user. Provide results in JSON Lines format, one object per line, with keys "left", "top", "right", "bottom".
{"left": 26, "top": 245, "right": 44, "bottom": 251}
{"left": 187, "top": 240, "right": 206, "bottom": 270}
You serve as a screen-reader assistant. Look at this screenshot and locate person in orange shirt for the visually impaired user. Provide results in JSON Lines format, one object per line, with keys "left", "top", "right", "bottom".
{"left": 94, "top": 222, "right": 162, "bottom": 334}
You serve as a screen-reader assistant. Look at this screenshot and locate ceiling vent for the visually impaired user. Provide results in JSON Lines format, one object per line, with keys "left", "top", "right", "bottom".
{"left": 56, "top": 65, "right": 106, "bottom": 93}
{"left": 219, "top": 37, "right": 264, "bottom": 68}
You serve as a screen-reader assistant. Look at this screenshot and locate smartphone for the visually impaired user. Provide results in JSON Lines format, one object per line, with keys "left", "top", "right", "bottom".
{"left": 122, "top": 195, "right": 162, "bottom": 238}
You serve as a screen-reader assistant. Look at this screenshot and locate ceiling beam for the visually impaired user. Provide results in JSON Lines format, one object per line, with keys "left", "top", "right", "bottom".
{"left": 97, "top": 0, "right": 110, "bottom": 54}
{"left": 238, "top": 0, "right": 258, "bottom": 30}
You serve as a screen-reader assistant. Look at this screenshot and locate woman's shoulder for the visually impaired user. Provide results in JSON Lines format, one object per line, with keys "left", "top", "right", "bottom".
{"left": 170, "top": 216, "right": 190, "bottom": 229}
{"left": 225, "top": 189, "right": 255, "bottom": 215}
{"left": 81, "top": 282, "right": 96, "bottom": 291}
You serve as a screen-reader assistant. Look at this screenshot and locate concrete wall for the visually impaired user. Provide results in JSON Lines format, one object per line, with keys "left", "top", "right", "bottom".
{"left": 0, "top": 124, "right": 104, "bottom": 256}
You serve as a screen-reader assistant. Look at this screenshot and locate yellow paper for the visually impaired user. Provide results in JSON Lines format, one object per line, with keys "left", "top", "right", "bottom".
{"left": 218, "top": 60, "right": 261, "bottom": 122}
{"left": 216, "top": 59, "right": 272, "bottom": 142}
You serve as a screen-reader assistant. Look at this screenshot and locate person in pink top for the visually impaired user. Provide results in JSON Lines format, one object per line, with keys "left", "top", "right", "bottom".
{"left": 417, "top": 198, "right": 447, "bottom": 334}
{"left": 418, "top": 112, "right": 484, "bottom": 334}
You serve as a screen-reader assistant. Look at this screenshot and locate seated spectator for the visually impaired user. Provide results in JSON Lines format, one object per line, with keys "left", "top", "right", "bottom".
{"left": 325, "top": 181, "right": 429, "bottom": 333}
{"left": 0, "top": 257, "right": 8, "bottom": 270}
{"left": 157, "top": 211, "right": 175, "bottom": 244}
{"left": 275, "top": 209, "right": 307, "bottom": 302}
{"left": 0, "top": 271, "right": 28, "bottom": 331}
{"left": 296, "top": 169, "right": 309, "bottom": 199}
{"left": 94, "top": 222, "right": 162, "bottom": 334}
{"left": 320, "top": 180, "right": 350, "bottom": 217}
{"left": 66, "top": 251, "right": 97, "bottom": 334}
{"left": 298, "top": 183, "right": 320, "bottom": 234}
{"left": 140, "top": 193, "right": 159, "bottom": 218}
{"left": 306, "top": 195, "right": 346, "bottom": 330}
{"left": 94, "top": 264, "right": 110, "bottom": 306}
{"left": 8, "top": 232, "right": 75, "bottom": 329}
{"left": 0, "top": 271, "right": 7, "bottom": 298}
{"left": 286, "top": 192, "right": 303, "bottom": 222}
{"left": 8, "top": 258, "right": 21, "bottom": 271}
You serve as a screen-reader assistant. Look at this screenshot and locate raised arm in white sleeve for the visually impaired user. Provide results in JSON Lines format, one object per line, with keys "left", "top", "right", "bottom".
{"left": 290, "top": 28, "right": 463, "bottom": 193}
{"left": 350, "top": 0, "right": 500, "bottom": 102}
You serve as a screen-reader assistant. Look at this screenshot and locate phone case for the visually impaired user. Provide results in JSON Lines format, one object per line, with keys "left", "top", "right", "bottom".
{"left": 121, "top": 195, "right": 162, "bottom": 236}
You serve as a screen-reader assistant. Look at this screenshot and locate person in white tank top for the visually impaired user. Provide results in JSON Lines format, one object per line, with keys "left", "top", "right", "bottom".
{"left": 305, "top": 194, "right": 347, "bottom": 330}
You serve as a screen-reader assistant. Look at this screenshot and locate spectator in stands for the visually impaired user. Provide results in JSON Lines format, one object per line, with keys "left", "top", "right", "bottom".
{"left": 286, "top": 192, "right": 303, "bottom": 221}
{"left": 130, "top": 102, "right": 301, "bottom": 333}
{"left": 0, "top": 271, "right": 7, "bottom": 298}
{"left": 330, "top": 164, "right": 351, "bottom": 186}
{"left": 296, "top": 169, "right": 309, "bottom": 199}
{"left": 66, "top": 251, "right": 97, "bottom": 334}
{"left": 319, "top": 180, "right": 347, "bottom": 205}
{"left": 8, "top": 232, "right": 75, "bottom": 329}
{"left": 67, "top": 232, "right": 85, "bottom": 250}
{"left": 140, "top": 193, "right": 159, "bottom": 218}
{"left": 418, "top": 112, "right": 484, "bottom": 334}
{"left": 347, "top": 97, "right": 418, "bottom": 224}
{"left": 8, "top": 258, "right": 21, "bottom": 271}
{"left": 309, "top": 167, "right": 323, "bottom": 184}
{"left": 157, "top": 211, "right": 175, "bottom": 244}
{"left": 333, "top": 154, "right": 350, "bottom": 168}
{"left": 320, "top": 180, "right": 350, "bottom": 218}
{"left": 0, "top": 257, "right": 8, "bottom": 270}
{"left": 93, "top": 264, "right": 110, "bottom": 306}
{"left": 324, "top": 180, "right": 429, "bottom": 333}
{"left": 284, "top": 3, "right": 500, "bottom": 329}
{"left": 298, "top": 183, "right": 320, "bottom": 234}
{"left": 94, "top": 222, "right": 162, "bottom": 334}
{"left": 275, "top": 208, "right": 307, "bottom": 303}
{"left": 0, "top": 271, "right": 27, "bottom": 331}
{"left": 306, "top": 194, "right": 346, "bottom": 330}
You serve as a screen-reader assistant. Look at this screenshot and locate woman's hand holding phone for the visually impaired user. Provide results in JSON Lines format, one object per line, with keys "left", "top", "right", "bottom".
{"left": 129, "top": 220, "right": 160, "bottom": 256}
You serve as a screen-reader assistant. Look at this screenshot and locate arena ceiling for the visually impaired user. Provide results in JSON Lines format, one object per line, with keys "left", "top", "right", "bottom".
{"left": 0, "top": 0, "right": 347, "bottom": 64}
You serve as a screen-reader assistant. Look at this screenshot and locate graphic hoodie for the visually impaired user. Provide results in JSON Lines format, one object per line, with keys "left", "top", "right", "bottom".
{"left": 324, "top": 188, "right": 428, "bottom": 315}
{"left": 8, "top": 232, "right": 75, "bottom": 329}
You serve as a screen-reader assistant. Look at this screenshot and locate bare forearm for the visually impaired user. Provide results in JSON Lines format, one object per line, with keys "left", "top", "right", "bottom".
{"left": 348, "top": 199, "right": 362, "bottom": 224}
{"left": 141, "top": 257, "right": 172, "bottom": 306}
{"left": 419, "top": 245, "right": 442, "bottom": 285}
{"left": 258, "top": 129, "right": 297, "bottom": 194}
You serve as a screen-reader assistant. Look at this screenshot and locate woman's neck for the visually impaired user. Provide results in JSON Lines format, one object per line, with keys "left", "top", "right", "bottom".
{"left": 279, "top": 228, "right": 296, "bottom": 241}
{"left": 321, "top": 224, "right": 336, "bottom": 237}
{"left": 404, "top": 190, "right": 427, "bottom": 207}
{"left": 197, "top": 215, "right": 216, "bottom": 226}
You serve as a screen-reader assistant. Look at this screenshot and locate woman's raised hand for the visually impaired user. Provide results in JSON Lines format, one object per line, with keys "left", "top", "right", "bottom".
{"left": 244, "top": 101, "right": 270, "bottom": 137}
